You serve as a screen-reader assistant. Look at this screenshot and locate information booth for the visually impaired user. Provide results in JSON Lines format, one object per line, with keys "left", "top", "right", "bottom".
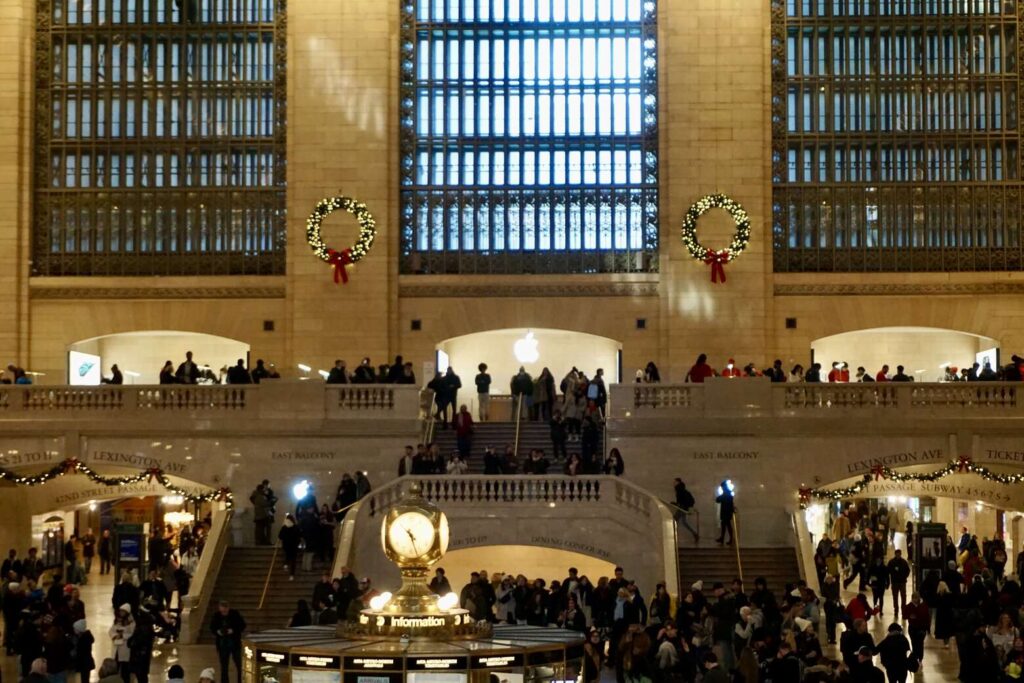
{"left": 242, "top": 484, "right": 585, "bottom": 683}
{"left": 244, "top": 626, "right": 584, "bottom": 683}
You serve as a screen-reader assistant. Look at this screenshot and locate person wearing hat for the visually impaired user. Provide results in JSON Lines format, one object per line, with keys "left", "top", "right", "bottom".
{"left": 877, "top": 623, "right": 911, "bottom": 682}
{"left": 840, "top": 618, "right": 875, "bottom": 670}
{"left": 73, "top": 618, "right": 96, "bottom": 683}
{"left": 199, "top": 668, "right": 216, "bottom": 683}
{"left": 211, "top": 601, "right": 246, "bottom": 683}
{"left": 109, "top": 604, "right": 136, "bottom": 683}
{"left": 3, "top": 581, "right": 24, "bottom": 655}
{"left": 720, "top": 359, "right": 741, "bottom": 379}
{"left": 851, "top": 645, "right": 883, "bottom": 682}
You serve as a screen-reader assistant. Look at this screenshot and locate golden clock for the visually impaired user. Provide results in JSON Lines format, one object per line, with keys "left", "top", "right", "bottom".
{"left": 381, "top": 484, "right": 450, "bottom": 566}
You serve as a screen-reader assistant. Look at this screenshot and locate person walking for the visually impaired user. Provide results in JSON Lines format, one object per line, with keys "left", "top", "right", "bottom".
{"left": 454, "top": 404, "right": 474, "bottom": 460}
{"left": 715, "top": 480, "right": 735, "bottom": 545}
{"left": 672, "top": 478, "right": 700, "bottom": 543}
{"left": 81, "top": 529, "right": 96, "bottom": 576}
{"left": 72, "top": 618, "right": 95, "bottom": 683}
{"left": 278, "top": 514, "right": 302, "bottom": 580}
{"left": 475, "top": 363, "right": 491, "bottom": 421}
{"left": 442, "top": 367, "right": 462, "bottom": 427}
{"left": 108, "top": 605, "right": 135, "bottom": 683}
{"left": 210, "top": 601, "right": 246, "bottom": 683}
{"left": 249, "top": 484, "right": 273, "bottom": 546}
{"left": 887, "top": 549, "right": 911, "bottom": 619}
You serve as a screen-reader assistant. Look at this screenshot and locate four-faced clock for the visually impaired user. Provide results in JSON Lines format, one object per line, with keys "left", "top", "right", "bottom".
{"left": 386, "top": 511, "right": 437, "bottom": 560}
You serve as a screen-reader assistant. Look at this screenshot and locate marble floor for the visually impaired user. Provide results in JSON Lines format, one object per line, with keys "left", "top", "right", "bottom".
{"left": 0, "top": 562, "right": 965, "bottom": 682}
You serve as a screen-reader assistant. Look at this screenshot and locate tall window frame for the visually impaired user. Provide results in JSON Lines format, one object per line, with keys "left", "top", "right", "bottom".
{"left": 771, "top": 0, "right": 1024, "bottom": 272}
{"left": 34, "top": 0, "right": 287, "bottom": 277}
{"left": 399, "top": 0, "right": 660, "bottom": 275}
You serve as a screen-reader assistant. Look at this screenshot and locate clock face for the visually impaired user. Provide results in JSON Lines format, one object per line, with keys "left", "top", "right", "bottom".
{"left": 387, "top": 511, "right": 437, "bottom": 559}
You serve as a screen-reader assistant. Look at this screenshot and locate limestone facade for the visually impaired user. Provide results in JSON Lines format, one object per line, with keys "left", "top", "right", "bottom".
{"left": 1, "top": 0, "right": 1023, "bottom": 382}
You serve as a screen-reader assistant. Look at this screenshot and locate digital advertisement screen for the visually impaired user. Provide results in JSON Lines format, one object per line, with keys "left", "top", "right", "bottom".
{"left": 118, "top": 537, "right": 140, "bottom": 562}
{"left": 977, "top": 347, "right": 999, "bottom": 371}
{"left": 68, "top": 351, "right": 102, "bottom": 386}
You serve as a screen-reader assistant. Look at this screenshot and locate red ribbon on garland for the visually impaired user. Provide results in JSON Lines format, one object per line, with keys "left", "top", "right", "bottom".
{"left": 327, "top": 248, "right": 353, "bottom": 285}
{"left": 798, "top": 487, "right": 813, "bottom": 505}
{"left": 871, "top": 465, "right": 886, "bottom": 481}
{"left": 957, "top": 456, "right": 972, "bottom": 473}
{"left": 146, "top": 467, "right": 162, "bottom": 483}
{"left": 61, "top": 459, "right": 79, "bottom": 475}
{"left": 704, "top": 249, "right": 729, "bottom": 284}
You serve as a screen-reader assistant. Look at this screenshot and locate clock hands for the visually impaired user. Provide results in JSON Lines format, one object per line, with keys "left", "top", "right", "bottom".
{"left": 403, "top": 526, "right": 419, "bottom": 555}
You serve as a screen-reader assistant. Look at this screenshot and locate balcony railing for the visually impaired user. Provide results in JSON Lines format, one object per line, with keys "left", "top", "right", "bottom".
{"left": 0, "top": 382, "right": 421, "bottom": 422}
{"left": 612, "top": 379, "right": 1024, "bottom": 419}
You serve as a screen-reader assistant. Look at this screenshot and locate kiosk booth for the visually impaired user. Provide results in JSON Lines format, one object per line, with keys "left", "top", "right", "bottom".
{"left": 242, "top": 483, "right": 585, "bottom": 683}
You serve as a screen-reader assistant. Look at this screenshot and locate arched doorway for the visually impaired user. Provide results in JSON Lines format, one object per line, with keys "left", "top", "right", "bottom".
{"left": 812, "top": 327, "right": 998, "bottom": 381}
{"left": 436, "top": 328, "right": 623, "bottom": 394}
{"left": 434, "top": 545, "right": 617, "bottom": 591}
{"left": 68, "top": 330, "right": 250, "bottom": 384}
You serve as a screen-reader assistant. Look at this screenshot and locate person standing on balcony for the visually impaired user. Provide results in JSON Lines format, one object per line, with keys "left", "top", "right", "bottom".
{"left": 175, "top": 351, "right": 200, "bottom": 384}
{"left": 876, "top": 364, "right": 891, "bottom": 382}
{"left": 766, "top": 359, "right": 786, "bottom": 382}
{"left": 720, "top": 359, "right": 741, "bottom": 379}
{"left": 588, "top": 369, "right": 608, "bottom": 416}
{"left": 398, "top": 362, "right": 417, "bottom": 384}
{"left": 474, "top": 364, "right": 491, "bottom": 421}
{"left": 603, "top": 449, "right": 624, "bottom": 477}
{"left": 355, "top": 471, "right": 372, "bottom": 500}
{"left": 397, "top": 445, "right": 415, "bottom": 477}
{"left": 225, "top": 360, "right": 251, "bottom": 384}
{"left": 685, "top": 354, "right": 714, "bottom": 383}
{"left": 352, "top": 358, "right": 376, "bottom": 384}
{"left": 250, "top": 360, "right": 270, "bottom": 383}
{"left": 103, "top": 365, "right": 124, "bottom": 385}
{"left": 326, "top": 360, "right": 349, "bottom": 384}
{"left": 892, "top": 365, "right": 912, "bottom": 382}
{"left": 454, "top": 405, "right": 474, "bottom": 460}
{"left": 386, "top": 356, "right": 405, "bottom": 383}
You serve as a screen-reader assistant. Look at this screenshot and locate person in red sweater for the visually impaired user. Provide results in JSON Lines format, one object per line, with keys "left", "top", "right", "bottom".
{"left": 876, "top": 364, "right": 890, "bottom": 382}
{"left": 454, "top": 404, "right": 474, "bottom": 460}
{"left": 828, "top": 362, "right": 851, "bottom": 382}
{"left": 685, "top": 354, "right": 716, "bottom": 383}
{"left": 721, "top": 358, "right": 742, "bottom": 378}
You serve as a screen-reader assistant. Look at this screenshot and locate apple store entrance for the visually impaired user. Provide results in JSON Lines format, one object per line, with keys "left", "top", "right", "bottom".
{"left": 434, "top": 328, "right": 622, "bottom": 420}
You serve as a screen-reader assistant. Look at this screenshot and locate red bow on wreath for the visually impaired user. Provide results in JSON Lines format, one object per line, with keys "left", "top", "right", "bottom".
{"left": 216, "top": 487, "right": 231, "bottom": 501}
{"left": 146, "top": 467, "right": 162, "bottom": 483}
{"left": 871, "top": 465, "right": 886, "bottom": 481}
{"left": 61, "top": 459, "right": 79, "bottom": 475}
{"left": 704, "top": 249, "right": 729, "bottom": 284}
{"left": 327, "top": 248, "right": 353, "bottom": 285}
{"left": 798, "top": 487, "right": 813, "bottom": 506}
{"left": 957, "top": 456, "right": 972, "bottom": 473}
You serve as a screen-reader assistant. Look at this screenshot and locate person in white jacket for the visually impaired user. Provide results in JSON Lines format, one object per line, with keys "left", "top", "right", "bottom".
{"left": 108, "top": 605, "right": 135, "bottom": 683}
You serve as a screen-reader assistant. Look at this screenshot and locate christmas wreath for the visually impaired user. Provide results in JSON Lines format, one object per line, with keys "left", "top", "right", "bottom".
{"left": 681, "top": 194, "right": 751, "bottom": 283}
{"left": 306, "top": 196, "right": 377, "bottom": 284}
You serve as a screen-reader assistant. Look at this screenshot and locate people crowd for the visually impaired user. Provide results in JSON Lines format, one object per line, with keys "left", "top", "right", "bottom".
{"left": 682, "top": 353, "right": 1024, "bottom": 384}
{"left": 395, "top": 443, "right": 627, "bottom": 478}
{"left": 0, "top": 517, "right": 209, "bottom": 683}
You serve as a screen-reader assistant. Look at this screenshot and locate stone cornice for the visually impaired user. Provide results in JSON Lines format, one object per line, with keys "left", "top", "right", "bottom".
{"left": 774, "top": 282, "right": 1024, "bottom": 296}
{"left": 31, "top": 286, "right": 286, "bottom": 300}
{"left": 400, "top": 281, "right": 660, "bottom": 298}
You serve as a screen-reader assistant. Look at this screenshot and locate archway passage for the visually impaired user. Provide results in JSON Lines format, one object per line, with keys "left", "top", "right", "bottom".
{"left": 68, "top": 330, "right": 250, "bottom": 384}
{"left": 812, "top": 326, "right": 999, "bottom": 381}
{"left": 429, "top": 544, "right": 617, "bottom": 595}
{"left": 437, "top": 327, "right": 622, "bottom": 396}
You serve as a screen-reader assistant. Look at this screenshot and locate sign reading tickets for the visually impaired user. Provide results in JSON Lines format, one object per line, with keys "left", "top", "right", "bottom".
{"left": 292, "top": 655, "right": 342, "bottom": 669}
{"left": 406, "top": 657, "right": 468, "bottom": 671}
{"left": 471, "top": 654, "right": 523, "bottom": 669}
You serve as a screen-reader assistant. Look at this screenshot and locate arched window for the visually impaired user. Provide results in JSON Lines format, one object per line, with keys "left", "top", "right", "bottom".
{"left": 399, "top": 0, "right": 659, "bottom": 275}
{"left": 34, "top": 0, "right": 286, "bottom": 276}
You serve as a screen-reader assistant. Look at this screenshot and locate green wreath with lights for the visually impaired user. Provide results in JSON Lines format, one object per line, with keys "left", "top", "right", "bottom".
{"left": 306, "top": 196, "right": 377, "bottom": 284}
{"left": 681, "top": 193, "right": 751, "bottom": 283}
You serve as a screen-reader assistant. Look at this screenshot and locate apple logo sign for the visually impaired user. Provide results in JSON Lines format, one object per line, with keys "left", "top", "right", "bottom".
{"left": 513, "top": 331, "right": 540, "bottom": 364}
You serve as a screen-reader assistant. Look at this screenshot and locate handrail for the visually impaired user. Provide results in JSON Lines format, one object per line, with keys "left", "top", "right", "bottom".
{"left": 178, "top": 506, "right": 232, "bottom": 644}
{"left": 256, "top": 542, "right": 280, "bottom": 611}
{"left": 421, "top": 391, "right": 438, "bottom": 444}
{"left": 732, "top": 514, "right": 743, "bottom": 583}
{"left": 512, "top": 392, "right": 525, "bottom": 455}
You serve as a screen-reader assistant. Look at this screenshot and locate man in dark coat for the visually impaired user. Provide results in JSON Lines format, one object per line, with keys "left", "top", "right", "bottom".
{"left": 210, "top": 601, "right": 246, "bottom": 683}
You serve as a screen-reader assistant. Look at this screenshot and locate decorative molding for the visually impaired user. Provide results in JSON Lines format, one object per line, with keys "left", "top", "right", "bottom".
{"left": 400, "top": 282, "right": 660, "bottom": 299}
{"left": 31, "top": 286, "right": 286, "bottom": 300}
{"left": 774, "top": 282, "right": 1024, "bottom": 296}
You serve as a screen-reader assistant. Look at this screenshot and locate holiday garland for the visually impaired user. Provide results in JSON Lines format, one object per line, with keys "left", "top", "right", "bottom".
{"left": 681, "top": 194, "right": 751, "bottom": 284}
{"left": 306, "top": 196, "right": 377, "bottom": 284}
{"left": 0, "top": 458, "right": 233, "bottom": 509}
{"left": 799, "top": 456, "right": 1019, "bottom": 508}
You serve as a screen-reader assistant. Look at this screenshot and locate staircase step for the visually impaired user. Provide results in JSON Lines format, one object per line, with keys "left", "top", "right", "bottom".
{"left": 678, "top": 547, "right": 801, "bottom": 594}
{"left": 430, "top": 422, "right": 604, "bottom": 473}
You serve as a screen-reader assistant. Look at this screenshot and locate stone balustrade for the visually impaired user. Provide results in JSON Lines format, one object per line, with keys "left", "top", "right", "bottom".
{"left": 0, "top": 382, "right": 420, "bottom": 423}
{"left": 612, "top": 379, "right": 1023, "bottom": 420}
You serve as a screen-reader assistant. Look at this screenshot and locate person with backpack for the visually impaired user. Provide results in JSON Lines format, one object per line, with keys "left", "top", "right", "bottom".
{"left": 672, "top": 479, "right": 699, "bottom": 543}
